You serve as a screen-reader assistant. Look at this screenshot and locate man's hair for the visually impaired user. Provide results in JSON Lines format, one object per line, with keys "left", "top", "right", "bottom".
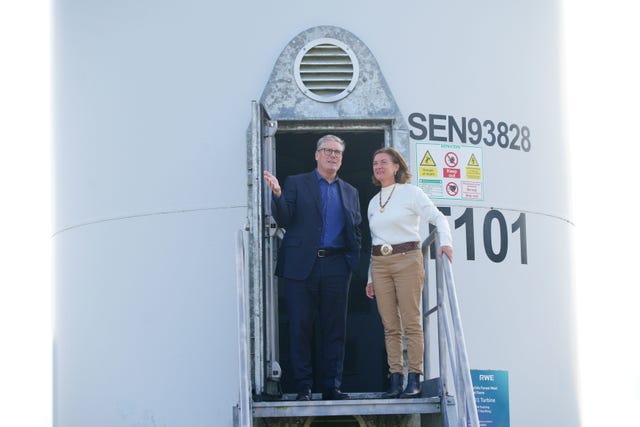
{"left": 316, "top": 134, "right": 346, "bottom": 150}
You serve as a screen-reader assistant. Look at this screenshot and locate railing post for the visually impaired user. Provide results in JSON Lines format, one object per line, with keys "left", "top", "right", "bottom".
{"left": 442, "top": 249, "right": 480, "bottom": 427}
{"left": 422, "top": 240, "right": 431, "bottom": 380}
{"left": 434, "top": 236, "right": 449, "bottom": 409}
{"left": 235, "top": 230, "right": 253, "bottom": 427}
{"left": 435, "top": 234, "right": 463, "bottom": 426}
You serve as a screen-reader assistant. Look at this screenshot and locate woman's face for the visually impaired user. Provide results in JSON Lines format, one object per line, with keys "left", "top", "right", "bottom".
{"left": 373, "top": 152, "right": 399, "bottom": 185}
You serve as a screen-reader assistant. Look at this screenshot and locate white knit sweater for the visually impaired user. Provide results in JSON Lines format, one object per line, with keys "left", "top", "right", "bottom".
{"left": 367, "top": 183, "right": 452, "bottom": 282}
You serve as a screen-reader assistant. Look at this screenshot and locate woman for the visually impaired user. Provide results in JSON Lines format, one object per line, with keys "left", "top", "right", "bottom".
{"left": 365, "top": 147, "right": 453, "bottom": 399}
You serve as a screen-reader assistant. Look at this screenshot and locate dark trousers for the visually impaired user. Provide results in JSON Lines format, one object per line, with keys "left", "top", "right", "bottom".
{"left": 283, "top": 254, "right": 351, "bottom": 393}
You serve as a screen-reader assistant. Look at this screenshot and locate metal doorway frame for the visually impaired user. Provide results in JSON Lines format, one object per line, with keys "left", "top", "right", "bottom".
{"left": 247, "top": 111, "right": 407, "bottom": 400}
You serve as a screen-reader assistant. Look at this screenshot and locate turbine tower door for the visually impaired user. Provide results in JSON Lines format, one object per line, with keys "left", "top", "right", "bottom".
{"left": 247, "top": 101, "right": 281, "bottom": 398}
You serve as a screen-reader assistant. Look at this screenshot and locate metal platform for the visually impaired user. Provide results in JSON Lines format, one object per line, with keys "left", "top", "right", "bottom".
{"left": 252, "top": 394, "right": 443, "bottom": 418}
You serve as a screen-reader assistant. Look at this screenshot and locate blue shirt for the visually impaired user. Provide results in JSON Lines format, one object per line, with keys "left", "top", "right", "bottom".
{"left": 316, "top": 170, "right": 346, "bottom": 248}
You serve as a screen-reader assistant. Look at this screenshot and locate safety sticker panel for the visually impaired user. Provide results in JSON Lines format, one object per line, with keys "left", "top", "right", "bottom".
{"left": 415, "top": 143, "right": 484, "bottom": 201}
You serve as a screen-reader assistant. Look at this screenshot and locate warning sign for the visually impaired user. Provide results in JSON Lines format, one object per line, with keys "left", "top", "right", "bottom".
{"left": 466, "top": 153, "right": 481, "bottom": 180}
{"left": 446, "top": 182, "right": 459, "bottom": 197}
{"left": 419, "top": 150, "right": 438, "bottom": 178}
{"left": 415, "top": 143, "right": 483, "bottom": 201}
{"left": 420, "top": 151, "right": 436, "bottom": 166}
{"left": 466, "top": 167, "right": 482, "bottom": 180}
{"left": 445, "top": 152, "right": 459, "bottom": 167}
{"left": 420, "top": 166, "right": 438, "bottom": 177}
{"left": 462, "top": 181, "right": 482, "bottom": 200}
{"left": 443, "top": 168, "right": 461, "bottom": 178}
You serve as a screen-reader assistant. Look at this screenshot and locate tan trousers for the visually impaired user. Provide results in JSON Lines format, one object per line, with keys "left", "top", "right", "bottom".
{"left": 372, "top": 249, "right": 425, "bottom": 375}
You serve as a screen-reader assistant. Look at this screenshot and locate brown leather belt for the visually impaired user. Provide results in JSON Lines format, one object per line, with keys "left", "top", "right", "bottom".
{"left": 372, "top": 241, "right": 420, "bottom": 256}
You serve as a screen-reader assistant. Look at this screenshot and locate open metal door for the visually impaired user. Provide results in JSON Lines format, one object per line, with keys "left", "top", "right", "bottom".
{"left": 247, "top": 101, "right": 281, "bottom": 398}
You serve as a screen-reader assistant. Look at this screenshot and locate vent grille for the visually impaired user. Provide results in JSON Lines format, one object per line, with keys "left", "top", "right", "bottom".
{"left": 294, "top": 38, "right": 359, "bottom": 103}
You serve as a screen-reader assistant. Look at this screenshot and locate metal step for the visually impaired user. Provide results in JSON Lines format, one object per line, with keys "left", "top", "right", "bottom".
{"left": 253, "top": 394, "right": 442, "bottom": 418}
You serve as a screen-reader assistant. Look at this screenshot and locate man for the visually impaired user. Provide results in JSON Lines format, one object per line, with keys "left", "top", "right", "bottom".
{"left": 263, "top": 135, "right": 361, "bottom": 401}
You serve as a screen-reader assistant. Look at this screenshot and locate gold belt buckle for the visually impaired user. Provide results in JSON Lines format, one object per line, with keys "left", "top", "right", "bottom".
{"left": 380, "top": 243, "right": 393, "bottom": 256}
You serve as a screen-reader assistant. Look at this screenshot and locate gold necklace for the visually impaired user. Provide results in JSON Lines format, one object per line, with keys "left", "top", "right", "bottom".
{"left": 379, "top": 184, "right": 396, "bottom": 213}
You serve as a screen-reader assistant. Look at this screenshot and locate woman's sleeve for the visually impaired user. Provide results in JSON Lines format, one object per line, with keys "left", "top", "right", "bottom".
{"left": 414, "top": 186, "right": 453, "bottom": 247}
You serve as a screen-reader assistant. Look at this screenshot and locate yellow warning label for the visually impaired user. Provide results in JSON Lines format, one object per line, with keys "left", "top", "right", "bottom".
{"left": 466, "top": 167, "right": 481, "bottom": 180}
{"left": 420, "top": 151, "right": 436, "bottom": 166}
{"left": 420, "top": 166, "right": 438, "bottom": 178}
{"left": 467, "top": 154, "right": 480, "bottom": 167}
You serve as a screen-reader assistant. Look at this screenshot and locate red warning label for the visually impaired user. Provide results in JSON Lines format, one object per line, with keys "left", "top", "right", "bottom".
{"left": 443, "top": 168, "right": 460, "bottom": 178}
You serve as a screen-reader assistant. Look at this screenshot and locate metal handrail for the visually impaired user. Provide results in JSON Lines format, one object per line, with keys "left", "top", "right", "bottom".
{"left": 239, "top": 223, "right": 478, "bottom": 426}
{"left": 440, "top": 240, "right": 479, "bottom": 427}
{"left": 423, "top": 230, "right": 480, "bottom": 427}
{"left": 235, "top": 230, "right": 253, "bottom": 427}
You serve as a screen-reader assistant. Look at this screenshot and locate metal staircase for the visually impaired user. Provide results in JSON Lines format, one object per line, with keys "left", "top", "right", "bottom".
{"left": 234, "top": 227, "right": 480, "bottom": 427}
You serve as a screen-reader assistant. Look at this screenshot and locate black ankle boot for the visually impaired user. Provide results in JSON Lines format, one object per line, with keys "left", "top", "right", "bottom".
{"left": 382, "top": 373, "right": 404, "bottom": 399}
{"left": 400, "top": 372, "right": 421, "bottom": 398}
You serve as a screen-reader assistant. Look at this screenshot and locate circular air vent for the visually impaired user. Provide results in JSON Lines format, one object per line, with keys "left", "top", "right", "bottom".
{"left": 294, "top": 38, "right": 359, "bottom": 103}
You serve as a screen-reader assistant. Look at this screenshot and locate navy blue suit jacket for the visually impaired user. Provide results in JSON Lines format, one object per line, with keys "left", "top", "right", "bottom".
{"left": 272, "top": 171, "right": 362, "bottom": 281}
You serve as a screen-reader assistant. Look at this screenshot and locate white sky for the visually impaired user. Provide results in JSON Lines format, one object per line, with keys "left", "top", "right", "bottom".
{"left": 0, "top": 1, "right": 638, "bottom": 426}
{"left": 564, "top": 1, "right": 640, "bottom": 425}
{"left": 0, "top": 1, "right": 52, "bottom": 426}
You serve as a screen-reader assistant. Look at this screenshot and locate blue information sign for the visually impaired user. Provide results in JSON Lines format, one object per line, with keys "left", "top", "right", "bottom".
{"left": 470, "top": 369, "right": 510, "bottom": 427}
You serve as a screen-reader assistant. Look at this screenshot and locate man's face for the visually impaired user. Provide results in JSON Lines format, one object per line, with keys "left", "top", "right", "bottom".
{"left": 315, "top": 139, "right": 344, "bottom": 176}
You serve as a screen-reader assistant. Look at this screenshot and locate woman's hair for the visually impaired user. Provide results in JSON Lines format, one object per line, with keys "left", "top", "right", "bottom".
{"left": 371, "top": 147, "right": 412, "bottom": 186}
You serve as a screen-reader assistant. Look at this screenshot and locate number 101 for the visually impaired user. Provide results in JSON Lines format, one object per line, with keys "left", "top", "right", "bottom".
{"left": 429, "top": 208, "right": 528, "bottom": 264}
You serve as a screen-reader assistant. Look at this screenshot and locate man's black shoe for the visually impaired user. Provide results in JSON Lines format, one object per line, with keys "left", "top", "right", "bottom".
{"left": 295, "top": 388, "right": 312, "bottom": 401}
{"left": 322, "top": 388, "right": 349, "bottom": 400}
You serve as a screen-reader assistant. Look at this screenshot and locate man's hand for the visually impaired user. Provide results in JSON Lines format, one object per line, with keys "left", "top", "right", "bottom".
{"left": 263, "top": 170, "right": 281, "bottom": 197}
